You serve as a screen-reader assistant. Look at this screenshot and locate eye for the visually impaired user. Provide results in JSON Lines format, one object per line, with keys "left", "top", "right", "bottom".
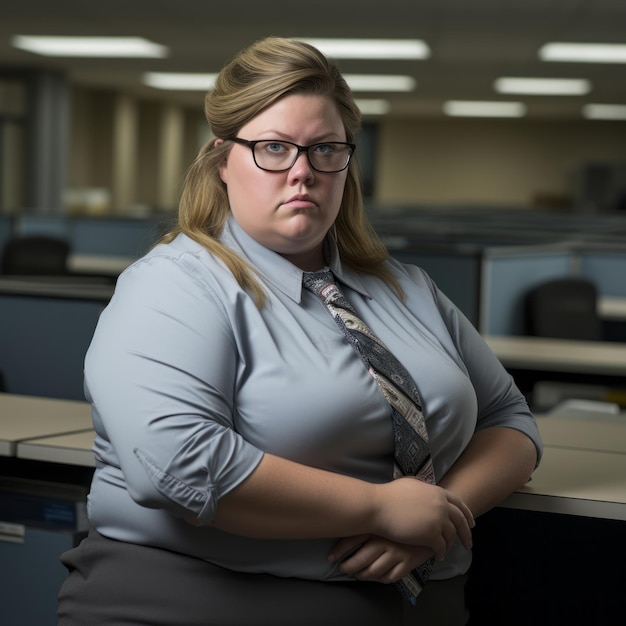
{"left": 312, "top": 143, "right": 337, "bottom": 154}
{"left": 263, "top": 141, "right": 289, "bottom": 154}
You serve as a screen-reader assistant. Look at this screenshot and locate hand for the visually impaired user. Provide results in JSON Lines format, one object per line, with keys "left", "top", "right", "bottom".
{"left": 328, "top": 534, "right": 433, "bottom": 584}
{"left": 372, "top": 478, "right": 474, "bottom": 561}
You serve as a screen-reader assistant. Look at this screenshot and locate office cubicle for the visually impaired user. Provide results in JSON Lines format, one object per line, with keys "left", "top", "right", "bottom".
{"left": 0, "top": 282, "right": 111, "bottom": 400}
{"left": 479, "top": 245, "right": 576, "bottom": 336}
{"left": 480, "top": 243, "right": 626, "bottom": 337}
{"left": 388, "top": 246, "right": 482, "bottom": 327}
{"left": 0, "top": 215, "right": 12, "bottom": 252}
{"left": 12, "top": 214, "right": 171, "bottom": 258}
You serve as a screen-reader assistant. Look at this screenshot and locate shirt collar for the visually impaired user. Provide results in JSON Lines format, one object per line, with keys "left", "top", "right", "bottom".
{"left": 221, "top": 214, "right": 371, "bottom": 303}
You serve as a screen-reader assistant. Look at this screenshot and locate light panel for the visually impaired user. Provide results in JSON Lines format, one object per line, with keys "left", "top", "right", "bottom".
{"left": 539, "top": 42, "right": 626, "bottom": 63}
{"left": 582, "top": 104, "right": 626, "bottom": 120}
{"left": 12, "top": 35, "right": 167, "bottom": 58}
{"left": 297, "top": 38, "right": 430, "bottom": 60}
{"left": 344, "top": 74, "right": 416, "bottom": 92}
{"left": 355, "top": 99, "right": 391, "bottom": 115}
{"left": 494, "top": 77, "right": 591, "bottom": 95}
{"left": 443, "top": 100, "right": 527, "bottom": 118}
{"left": 143, "top": 72, "right": 218, "bottom": 90}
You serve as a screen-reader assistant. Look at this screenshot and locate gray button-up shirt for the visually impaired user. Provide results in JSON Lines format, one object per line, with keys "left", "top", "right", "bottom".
{"left": 85, "top": 215, "right": 541, "bottom": 581}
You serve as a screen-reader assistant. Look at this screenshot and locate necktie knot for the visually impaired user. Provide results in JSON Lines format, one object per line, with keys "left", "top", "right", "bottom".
{"left": 303, "top": 271, "right": 353, "bottom": 310}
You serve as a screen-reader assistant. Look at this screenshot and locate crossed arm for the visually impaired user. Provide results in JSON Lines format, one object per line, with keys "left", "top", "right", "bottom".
{"left": 208, "top": 426, "right": 536, "bottom": 585}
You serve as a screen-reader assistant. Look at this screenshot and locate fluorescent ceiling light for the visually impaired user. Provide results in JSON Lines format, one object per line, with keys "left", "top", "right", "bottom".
{"left": 539, "top": 42, "right": 626, "bottom": 63}
{"left": 297, "top": 38, "right": 430, "bottom": 60}
{"left": 12, "top": 35, "right": 167, "bottom": 58}
{"left": 355, "top": 99, "right": 391, "bottom": 115}
{"left": 443, "top": 100, "right": 527, "bottom": 118}
{"left": 582, "top": 104, "right": 626, "bottom": 120}
{"left": 143, "top": 72, "right": 218, "bottom": 90}
{"left": 494, "top": 77, "right": 591, "bottom": 95}
{"left": 344, "top": 74, "right": 416, "bottom": 92}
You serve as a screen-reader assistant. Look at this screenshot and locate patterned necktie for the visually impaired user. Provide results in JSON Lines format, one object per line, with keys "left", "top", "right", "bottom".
{"left": 303, "top": 270, "right": 435, "bottom": 605}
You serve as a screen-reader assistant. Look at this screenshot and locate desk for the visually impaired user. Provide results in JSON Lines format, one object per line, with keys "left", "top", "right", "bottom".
{"left": 17, "top": 430, "right": 96, "bottom": 467}
{"left": 0, "top": 394, "right": 92, "bottom": 456}
{"left": 472, "top": 407, "right": 626, "bottom": 624}
{"left": 483, "top": 334, "right": 626, "bottom": 376}
{"left": 598, "top": 295, "right": 626, "bottom": 321}
{"left": 503, "top": 447, "right": 626, "bottom": 521}
{"left": 500, "top": 407, "right": 626, "bottom": 521}
{"left": 0, "top": 276, "right": 114, "bottom": 300}
{"left": 536, "top": 411, "right": 626, "bottom": 454}
{"left": 67, "top": 253, "right": 135, "bottom": 276}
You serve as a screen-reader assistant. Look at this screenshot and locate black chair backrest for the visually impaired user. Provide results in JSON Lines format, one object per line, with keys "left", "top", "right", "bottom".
{"left": 1, "top": 235, "right": 70, "bottom": 275}
{"left": 524, "top": 277, "right": 603, "bottom": 341}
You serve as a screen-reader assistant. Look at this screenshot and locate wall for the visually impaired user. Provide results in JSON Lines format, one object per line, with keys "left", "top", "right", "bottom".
{"left": 375, "top": 117, "right": 626, "bottom": 208}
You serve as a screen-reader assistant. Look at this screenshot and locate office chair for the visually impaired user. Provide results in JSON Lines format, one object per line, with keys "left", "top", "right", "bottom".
{"left": 524, "top": 277, "right": 603, "bottom": 341}
{"left": 1, "top": 235, "right": 70, "bottom": 276}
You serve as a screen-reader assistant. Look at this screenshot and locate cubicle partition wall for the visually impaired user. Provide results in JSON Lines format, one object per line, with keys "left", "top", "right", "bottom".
{"left": 480, "top": 243, "right": 626, "bottom": 337}
{"left": 0, "top": 215, "right": 13, "bottom": 254}
{"left": 479, "top": 245, "right": 575, "bottom": 336}
{"left": 579, "top": 248, "right": 626, "bottom": 299}
{"left": 0, "top": 282, "right": 112, "bottom": 400}
{"left": 18, "top": 214, "right": 170, "bottom": 255}
{"left": 388, "top": 246, "right": 482, "bottom": 327}
{"left": 70, "top": 216, "right": 170, "bottom": 257}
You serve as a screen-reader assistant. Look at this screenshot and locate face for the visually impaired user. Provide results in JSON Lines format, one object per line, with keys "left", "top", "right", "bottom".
{"left": 219, "top": 93, "right": 349, "bottom": 271}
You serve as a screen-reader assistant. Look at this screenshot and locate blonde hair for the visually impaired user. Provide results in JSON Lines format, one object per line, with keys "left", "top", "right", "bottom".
{"left": 161, "top": 36, "right": 399, "bottom": 305}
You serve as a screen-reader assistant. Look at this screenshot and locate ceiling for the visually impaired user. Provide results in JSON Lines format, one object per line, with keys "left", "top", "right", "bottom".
{"left": 1, "top": 0, "right": 626, "bottom": 120}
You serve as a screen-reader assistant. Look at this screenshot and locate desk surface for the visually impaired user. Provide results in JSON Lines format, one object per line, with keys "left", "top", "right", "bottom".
{"left": 599, "top": 296, "right": 626, "bottom": 321}
{"left": 0, "top": 393, "right": 92, "bottom": 456}
{"left": 68, "top": 253, "right": 135, "bottom": 275}
{"left": 484, "top": 334, "right": 626, "bottom": 376}
{"left": 536, "top": 411, "right": 626, "bottom": 454}
{"left": 503, "top": 446, "right": 626, "bottom": 521}
{"left": 17, "top": 430, "right": 96, "bottom": 467}
{"left": 0, "top": 276, "right": 114, "bottom": 300}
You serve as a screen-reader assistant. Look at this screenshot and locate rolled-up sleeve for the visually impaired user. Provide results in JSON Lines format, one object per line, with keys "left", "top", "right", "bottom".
{"left": 85, "top": 252, "right": 264, "bottom": 524}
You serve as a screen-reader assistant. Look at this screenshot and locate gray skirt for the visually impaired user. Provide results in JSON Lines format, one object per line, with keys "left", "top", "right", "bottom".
{"left": 57, "top": 528, "right": 404, "bottom": 626}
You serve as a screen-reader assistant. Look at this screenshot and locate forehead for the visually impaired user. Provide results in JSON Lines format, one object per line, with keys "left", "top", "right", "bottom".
{"left": 241, "top": 94, "right": 346, "bottom": 139}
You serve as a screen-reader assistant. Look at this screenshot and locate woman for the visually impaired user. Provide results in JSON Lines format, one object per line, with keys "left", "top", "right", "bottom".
{"left": 58, "top": 37, "right": 541, "bottom": 625}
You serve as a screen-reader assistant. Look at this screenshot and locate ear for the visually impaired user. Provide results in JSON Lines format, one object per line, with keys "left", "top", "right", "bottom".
{"left": 215, "top": 138, "right": 228, "bottom": 184}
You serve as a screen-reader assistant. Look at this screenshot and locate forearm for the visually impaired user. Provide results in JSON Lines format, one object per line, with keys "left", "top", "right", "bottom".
{"left": 208, "top": 451, "right": 474, "bottom": 559}
{"left": 438, "top": 427, "right": 538, "bottom": 518}
{"left": 211, "top": 452, "right": 377, "bottom": 539}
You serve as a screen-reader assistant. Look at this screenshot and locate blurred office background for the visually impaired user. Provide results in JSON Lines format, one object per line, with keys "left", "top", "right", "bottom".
{"left": 1, "top": 0, "right": 626, "bottom": 217}
{"left": 2, "top": 0, "right": 626, "bottom": 408}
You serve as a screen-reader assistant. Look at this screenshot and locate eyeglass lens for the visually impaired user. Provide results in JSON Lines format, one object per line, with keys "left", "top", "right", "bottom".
{"left": 253, "top": 141, "right": 352, "bottom": 172}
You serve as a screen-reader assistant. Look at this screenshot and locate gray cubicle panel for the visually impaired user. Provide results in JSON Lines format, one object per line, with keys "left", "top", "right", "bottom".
{"left": 70, "top": 216, "right": 170, "bottom": 257}
{"left": 388, "top": 248, "right": 481, "bottom": 327}
{"left": 0, "top": 289, "right": 108, "bottom": 400}
{"left": 13, "top": 214, "right": 172, "bottom": 259}
{"left": 579, "top": 248, "right": 626, "bottom": 298}
{"left": 0, "top": 215, "right": 13, "bottom": 254}
{"left": 479, "top": 246, "right": 575, "bottom": 336}
{"left": 14, "top": 215, "right": 71, "bottom": 239}
{"left": 0, "top": 526, "right": 84, "bottom": 626}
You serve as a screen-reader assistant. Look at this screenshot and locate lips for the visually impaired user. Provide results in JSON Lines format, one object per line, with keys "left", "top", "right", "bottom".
{"left": 283, "top": 194, "right": 317, "bottom": 208}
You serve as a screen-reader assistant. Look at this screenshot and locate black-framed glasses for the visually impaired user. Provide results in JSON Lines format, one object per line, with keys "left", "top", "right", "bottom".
{"left": 228, "top": 137, "right": 356, "bottom": 173}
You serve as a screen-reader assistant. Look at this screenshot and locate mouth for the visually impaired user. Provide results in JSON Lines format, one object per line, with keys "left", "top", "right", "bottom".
{"left": 283, "top": 194, "right": 317, "bottom": 209}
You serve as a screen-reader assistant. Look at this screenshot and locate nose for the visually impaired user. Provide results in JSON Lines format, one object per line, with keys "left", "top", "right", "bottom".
{"left": 288, "top": 150, "right": 315, "bottom": 183}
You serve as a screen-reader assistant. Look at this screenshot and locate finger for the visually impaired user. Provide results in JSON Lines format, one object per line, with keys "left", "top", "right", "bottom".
{"left": 338, "top": 541, "right": 386, "bottom": 576}
{"left": 328, "top": 534, "right": 369, "bottom": 564}
{"left": 449, "top": 504, "right": 473, "bottom": 550}
{"left": 440, "top": 518, "right": 458, "bottom": 558}
{"left": 430, "top": 533, "right": 448, "bottom": 562}
{"left": 446, "top": 491, "right": 475, "bottom": 528}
